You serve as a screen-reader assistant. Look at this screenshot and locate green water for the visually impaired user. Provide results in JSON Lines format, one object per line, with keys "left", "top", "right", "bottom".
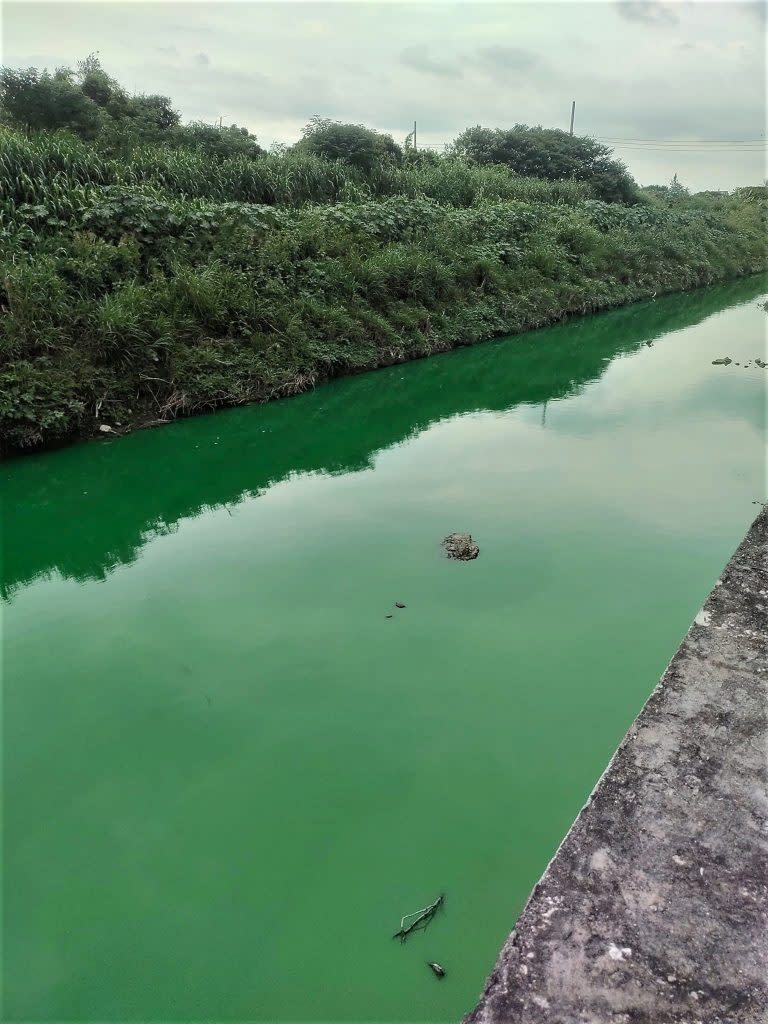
{"left": 2, "top": 277, "right": 767, "bottom": 1022}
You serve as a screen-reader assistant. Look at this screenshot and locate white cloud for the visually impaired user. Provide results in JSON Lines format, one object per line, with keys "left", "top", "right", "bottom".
{"left": 616, "top": 0, "right": 679, "bottom": 26}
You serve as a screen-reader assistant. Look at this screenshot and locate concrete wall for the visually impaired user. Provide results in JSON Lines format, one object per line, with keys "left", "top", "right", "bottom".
{"left": 464, "top": 506, "right": 767, "bottom": 1024}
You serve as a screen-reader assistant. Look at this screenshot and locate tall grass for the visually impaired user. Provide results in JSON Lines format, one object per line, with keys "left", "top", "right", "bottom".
{"left": 0, "top": 128, "right": 592, "bottom": 216}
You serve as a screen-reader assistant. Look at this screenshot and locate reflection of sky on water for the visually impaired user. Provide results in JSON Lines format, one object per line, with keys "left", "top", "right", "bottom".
{"left": 11, "top": 290, "right": 766, "bottom": 623}
{"left": 3, "top": 282, "right": 766, "bottom": 603}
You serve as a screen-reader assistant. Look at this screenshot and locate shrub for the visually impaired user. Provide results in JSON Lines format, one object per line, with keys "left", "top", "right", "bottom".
{"left": 449, "top": 125, "right": 638, "bottom": 204}
{"left": 295, "top": 116, "right": 402, "bottom": 174}
{"left": 0, "top": 66, "right": 103, "bottom": 138}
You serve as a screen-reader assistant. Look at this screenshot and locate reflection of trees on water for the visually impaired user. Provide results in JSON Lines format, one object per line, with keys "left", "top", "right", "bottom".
{"left": 3, "top": 275, "right": 765, "bottom": 598}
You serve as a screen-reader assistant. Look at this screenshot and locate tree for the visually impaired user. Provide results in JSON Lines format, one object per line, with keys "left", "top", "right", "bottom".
{"left": 448, "top": 125, "right": 638, "bottom": 204}
{"left": 401, "top": 127, "right": 442, "bottom": 165}
{"left": 641, "top": 175, "right": 693, "bottom": 207}
{"left": 126, "top": 93, "right": 179, "bottom": 132}
{"left": 733, "top": 183, "right": 768, "bottom": 205}
{"left": 77, "top": 54, "right": 123, "bottom": 109}
{"left": 91, "top": 95, "right": 180, "bottom": 154}
{"left": 0, "top": 66, "right": 103, "bottom": 138}
{"left": 0, "top": 56, "right": 180, "bottom": 151}
{"left": 170, "top": 121, "right": 262, "bottom": 160}
{"left": 668, "top": 173, "right": 690, "bottom": 200}
{"left": 402, "top": 144, "right": 442, "bottom": 168}
{"left": 296, "top": 117, "right": 401, "bottom": 173}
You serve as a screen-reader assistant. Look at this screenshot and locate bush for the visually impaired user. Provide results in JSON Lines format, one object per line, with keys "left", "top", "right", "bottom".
{"left": 449, "top": 125, "right": 638, "bottom": 204}
{"left": 0, "top": 66, "right": 103, "bottom": 139}
{"left": 1, "top": 172, "right": 764, "bottom": 452}
{"left": 295, "top": 117, "right": 402, "bottom": 174}
{"left": 168, "top": 122, "right": 262, "bottom": 161}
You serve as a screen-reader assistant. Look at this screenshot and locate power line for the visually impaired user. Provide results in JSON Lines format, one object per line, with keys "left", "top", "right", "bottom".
{"left": 608, "top": 144, "right": 766, "bottom": 148}
{"left": 605, "top": 144, "right": 766, "bottom": 151}
{"left": 595, "top": 136, "right": 765, "bottom": 143}
{"left": 411, "top": 134, "right": 767, "bottom": 154}
{"left": 596, "top": 136, "right": 766, "bottom": 147}
{"left": 415, "top": 143, "right": 766, "bottom": 151}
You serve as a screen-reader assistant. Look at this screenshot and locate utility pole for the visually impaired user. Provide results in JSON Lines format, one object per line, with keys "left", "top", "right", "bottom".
{"left": 569, "top": 101, "right": 575, "bottom": 136}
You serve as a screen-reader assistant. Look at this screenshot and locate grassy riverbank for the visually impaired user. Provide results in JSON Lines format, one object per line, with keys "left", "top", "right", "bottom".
{"left": 1, "top": 123, "right": 766, "bottom": 454}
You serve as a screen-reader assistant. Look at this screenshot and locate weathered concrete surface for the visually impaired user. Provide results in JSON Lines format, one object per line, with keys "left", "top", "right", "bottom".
{"left": 464, "top": 506, "right": 768, "bottom": 1024}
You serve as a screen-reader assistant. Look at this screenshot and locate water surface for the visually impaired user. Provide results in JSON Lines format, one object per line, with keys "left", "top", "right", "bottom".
{"left": 3, "top": 276, "right": 766, "bottom": 1022}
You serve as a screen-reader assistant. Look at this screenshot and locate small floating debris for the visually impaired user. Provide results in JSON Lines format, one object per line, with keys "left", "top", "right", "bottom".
{"left": 395, "top": 602, "right": 406, "bottom": 609}
{"left": 393, "top": 893, "right": 444, "bottom": 942}
{"left": 443, "top": 532, "right": 480, "bottom": 560}
{"left": 756, "top": 359, "right": 767, "bottom": 369}
{"left": 385, "top": 614, "right": 393, "bottom": 619}
{"left": 427, "top": 961, "right": 446, "bottom": 978}
{"left": 711, "top": 357, "right": 732, "bottom": 366}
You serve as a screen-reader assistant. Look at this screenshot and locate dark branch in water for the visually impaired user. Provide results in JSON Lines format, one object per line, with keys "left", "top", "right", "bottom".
{"left": 393, "top": 894, "right": 444, "bottom": 941}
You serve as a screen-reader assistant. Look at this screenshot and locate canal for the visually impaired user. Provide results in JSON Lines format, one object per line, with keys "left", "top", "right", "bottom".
{"left": 2, "top": 275, "right": 766, "bottom": 1021}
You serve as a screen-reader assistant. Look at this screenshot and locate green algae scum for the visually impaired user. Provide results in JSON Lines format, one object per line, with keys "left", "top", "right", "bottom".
{"left": 2, "top": 276, "right": 767, "bottom": 1021}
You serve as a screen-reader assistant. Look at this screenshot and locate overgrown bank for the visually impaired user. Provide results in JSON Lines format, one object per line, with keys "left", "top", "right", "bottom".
{"left": 1, "top": 62, "right": 766, "bottom": 454}
{"left": 3, "top": 171, "right": 765, "bottom": 454}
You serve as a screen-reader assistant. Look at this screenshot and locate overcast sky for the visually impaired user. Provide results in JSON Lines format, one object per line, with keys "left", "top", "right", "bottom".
{"left": 2, "top": 0, "right": 766, "bottom": 190}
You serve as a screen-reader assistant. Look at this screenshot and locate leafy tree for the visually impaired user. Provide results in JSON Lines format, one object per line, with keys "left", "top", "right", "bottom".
{"left": 170, "top": 121, "right": 262, "bottom": 160}
{"left": 402, "top": 146, "right": 442, "bottom": 168}
{"left": 668, "top": 173, "right": 690, "bottom": 200}
{"left": 95, "top": 85, "right": 180, "bottom": 153}
{"left": 641, "top": 175, "right": 692, "bottom": 207}
{"left": 296, "top": 117, "right": 401, "bottom": 173}
{"left": 639, "top": 184, "right": 671, "bottom": 202}
{"left": 448, "top": 125, "right": 638, "bottom": 204}
{"left": 0, "top": 56, "right": 179, "bottom": 152}
{"left": 126, "top": 93, "right": 179, "bottom": 132}
{"left": 76, "top": 54, "right": 127, "bottom": 113}
{"left": 76, "top": 55, "right": 178, "bottom": 132}
{"left": 732, "top": 183, "right": 767, "bottom": 205}
{"left": 0, "top": 66, "right": 103, "bottom": 138}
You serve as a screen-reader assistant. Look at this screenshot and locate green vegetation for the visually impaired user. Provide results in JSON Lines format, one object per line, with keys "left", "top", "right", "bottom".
{"left": 448, "top": 125, "right": 639, "bottom": 204}
{"left": 295, "top": 117, "right": 401, "bottom": 174}
{"left": 1, "top": 57, "right": 766, "bottom": 453}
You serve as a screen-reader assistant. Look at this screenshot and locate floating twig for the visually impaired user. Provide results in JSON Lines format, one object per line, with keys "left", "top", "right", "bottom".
{"left": 393, "top": 894, "right": 444, "bottom": 942}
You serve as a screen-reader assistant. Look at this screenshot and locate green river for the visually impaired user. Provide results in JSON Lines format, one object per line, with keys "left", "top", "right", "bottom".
{"left": 2, "top": 276, "right": 766, "bottom": 1022}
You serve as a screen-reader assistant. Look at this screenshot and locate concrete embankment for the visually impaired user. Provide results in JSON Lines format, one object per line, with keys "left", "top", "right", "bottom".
{"left": 464, "top": 506, "right": 767, "bottom": 1024}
